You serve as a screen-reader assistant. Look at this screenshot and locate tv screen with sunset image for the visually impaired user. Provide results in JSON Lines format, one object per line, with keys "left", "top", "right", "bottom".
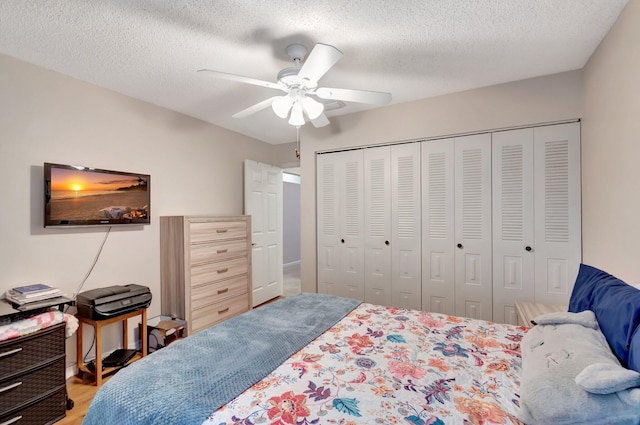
{"left": 44, "top": 163, "right": 150, "bottom": 227}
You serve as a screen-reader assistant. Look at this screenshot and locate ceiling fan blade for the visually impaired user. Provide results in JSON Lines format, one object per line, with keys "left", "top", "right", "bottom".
{"left": 198, "top": 69, "right": 283, "bottom": 91}
{"left": 316, "top": 87, "right": 392, "bottom": 106}
{"left": 310, "top": 113, "right": 330, "bottom": 128}
{"left": 297, "top": 44, "right": 343, "bottom": 84}
{"left": 232, "top": 96, "right": 281, "bottom": 119}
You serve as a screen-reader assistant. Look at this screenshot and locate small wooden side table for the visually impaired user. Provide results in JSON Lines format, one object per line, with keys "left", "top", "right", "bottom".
{"left": 76, "top": 308, "right": 147, "bottom": 386}
{"left": 515, "top": 301, "right": 566, "bottom": 327}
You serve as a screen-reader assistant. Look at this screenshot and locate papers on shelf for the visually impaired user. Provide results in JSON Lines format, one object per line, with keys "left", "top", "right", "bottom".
{"left": 12, "top": 283, "right": 54, "bottom": 295}
{"left": 4, "top": 285, "right": 64, "bottom": 305}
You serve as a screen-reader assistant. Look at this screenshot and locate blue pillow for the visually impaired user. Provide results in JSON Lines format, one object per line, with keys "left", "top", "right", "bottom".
{"left": 568, "top": 263, "right": 603, "bottom": 312}
{"left": 568, "top": 264, "right": 640, "bottom": 367}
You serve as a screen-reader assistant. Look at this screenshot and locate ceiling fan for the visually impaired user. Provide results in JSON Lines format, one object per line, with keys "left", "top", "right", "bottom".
{"left": 198, "top": 43, "right": 392, "bottom": 128}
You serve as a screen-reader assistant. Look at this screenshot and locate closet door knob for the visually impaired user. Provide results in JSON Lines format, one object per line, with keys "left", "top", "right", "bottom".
{"left": 457, "top": 243, "right": 463, "bottom": 249}
{"left": 341, "top": 239, "right": 345, "bottom": 243}
{"left": 385, "top": 241, "right": 390, "bottom": 246}
{"left": 525, "top": 246, "right": 532, "bottom": 252}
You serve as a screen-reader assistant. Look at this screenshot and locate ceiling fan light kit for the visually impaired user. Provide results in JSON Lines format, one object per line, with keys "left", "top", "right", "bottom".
{"left": 199, "top": 42, "right": 392, "bottom": 128}
{"left": 272, "top": 96, "right": 294, "bottom": 118}
{"left": 288, "top": 103, "right": 305, "bottom": 126}
{"left": 301, "top": 96, "right": 324, "bottom": 119}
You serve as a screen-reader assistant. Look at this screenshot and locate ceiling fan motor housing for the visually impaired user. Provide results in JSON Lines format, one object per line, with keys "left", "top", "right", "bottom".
{"left": 277, "top": 67, "right": 302, "bottom": 87}
{"left": 285, "top": 43, "right": 308, "bottom": 63}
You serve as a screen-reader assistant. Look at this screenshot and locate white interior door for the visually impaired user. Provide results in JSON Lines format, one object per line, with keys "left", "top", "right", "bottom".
{"left": 421, "top": 138, "right": 456, "bottom": 315}
{"left": 244, "top": 160, "right": 283, "bottom": 307}
{"left": 454, "top": 134, "right": 493, "bottom": 321}
{"left": 492, "top": 128, "right": 535, "bottom": 324}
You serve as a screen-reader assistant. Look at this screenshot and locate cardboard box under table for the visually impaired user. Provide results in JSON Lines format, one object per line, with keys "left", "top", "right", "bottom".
{"left": 142, "top": 316, "right": 186, "bottom": 354}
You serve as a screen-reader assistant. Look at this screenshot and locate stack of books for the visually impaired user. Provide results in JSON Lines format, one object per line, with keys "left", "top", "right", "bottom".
{"left": 4, "top": 284, "right": 64, "bottom": 306}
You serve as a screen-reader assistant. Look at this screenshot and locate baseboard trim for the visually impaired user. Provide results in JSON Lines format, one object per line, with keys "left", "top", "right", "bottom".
{"left": 66, "top": 364, "right": 76, "bottom": 380}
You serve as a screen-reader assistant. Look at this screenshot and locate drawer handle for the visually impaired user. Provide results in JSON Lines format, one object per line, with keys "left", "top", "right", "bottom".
{"left": 216, "top": 229, "right": 228, "bottom": 233}
{"left": 217, "top": 249, "right": 228, "bottom": 254}
{"left": 217, "top": 268, "right": 228, "bottom": 274}
{"left": 1, "top": 416, "right": 23, "bottom": 425}
{"left": 218, "top": 307, "right": 230, "bottom": 314}
{"left": 0, "top": 347, "right": 22, "bottom": 359}
{"left": 217, "top": 288, "right": 229, "bottom": 295}
{"left": 0, "top": 382, "right": 22, "bottom": 394}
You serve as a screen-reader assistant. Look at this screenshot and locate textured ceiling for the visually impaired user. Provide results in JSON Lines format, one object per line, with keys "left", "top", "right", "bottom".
{"left": 0, "top": 1, "right": 629, "bottom": 144}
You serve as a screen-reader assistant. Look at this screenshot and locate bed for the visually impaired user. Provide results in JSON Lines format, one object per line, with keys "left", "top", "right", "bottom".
{"left": 83, "top": 293, "right": 526, "bottom": 425}
{"left": 84, "top": 263, "right": 640, "bottom": 425}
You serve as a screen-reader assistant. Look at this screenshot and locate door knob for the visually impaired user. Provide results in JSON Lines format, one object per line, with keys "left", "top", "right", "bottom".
{"left": 525, "top": 246, "right": 532, "bottom": 252}
{"left": 457, "top": 243, "right": 463, "bottom": 249}
{"left": 341, "top": 239, "right": 345, "bottom": 243}
{"left": 385, "top": 241, "right": 390, "bottom": 246}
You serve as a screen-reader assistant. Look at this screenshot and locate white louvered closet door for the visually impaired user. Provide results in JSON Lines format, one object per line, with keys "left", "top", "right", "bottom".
{"left": 454, "top": 134, "right": 493, "bottom": 321}
{"left": 364, "top": 146, "right": 392, "bottom": 306}
{"left": 421, "top": 139, "right": 455, "bottom": 315}
{"left": 316, "top": 150, "right": 365, "bottom": 300}
{"left": 492, "top": 129, "right": 535, "bottom": 324}
{"left": 391, "top": 143, "right": 422, "bottom": 310}
{"left": 317, "top": 152, "right": 341, "bottom": 296}
{"left": 339, "top": 150, "right": 366, "bottom": 300}
{"left": 533, "top": 122, "right": 581, "bottom": 305}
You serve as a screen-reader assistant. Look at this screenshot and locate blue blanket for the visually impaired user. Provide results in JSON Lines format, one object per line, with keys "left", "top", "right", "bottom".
{"left": 83, "top": 293, "right": 360, "bottom": 425}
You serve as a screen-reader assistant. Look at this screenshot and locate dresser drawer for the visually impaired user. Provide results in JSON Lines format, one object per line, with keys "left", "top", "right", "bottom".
{"left": 190, "top": 239, "right": 248, "bottom": 266}
{"left": 190, "top": 257, "right": 248, "bottom": 287}
{"left": 190, "top": 275, "right": 248, "bottom": 310}
{"left": 191, "top": 294, "right": 249, "bottom": 333}
{"left": 161, "top": 215, "right": 252, "bottom": 336}
{"left": 0, "top": 358, "right": 65, "bottom": 416}
{"left": 189, "top": 221, "right": 248, "bottom": 243}
{"left": 0, "top": 323, "right": 65, "bottom": 382}
{"left": 0, "top": 386, "right": 66, "bottom": 425}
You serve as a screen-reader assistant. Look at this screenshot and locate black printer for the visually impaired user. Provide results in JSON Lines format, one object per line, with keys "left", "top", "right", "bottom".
{"left": 76, "top": 284, "right": 152, "bottom": 320}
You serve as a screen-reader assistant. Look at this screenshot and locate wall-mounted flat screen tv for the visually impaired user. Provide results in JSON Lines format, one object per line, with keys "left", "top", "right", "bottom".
{"left": 44, "top": 162, "right": 150, "bottom": 227}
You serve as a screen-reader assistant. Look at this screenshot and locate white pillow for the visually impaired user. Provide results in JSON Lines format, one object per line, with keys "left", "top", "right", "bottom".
{"left": 519, "top": 317, "right": 640, "bottom": 424}
{"left": 533, "top": 310, "right": 598, "bottom": 329}
{"left": 576, "top": 362, "right": 640, "bottom": 394}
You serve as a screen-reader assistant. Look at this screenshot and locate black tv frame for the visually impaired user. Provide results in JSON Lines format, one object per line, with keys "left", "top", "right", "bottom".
{"left": 44, "top": 162, "right": 150, "bottom": 228}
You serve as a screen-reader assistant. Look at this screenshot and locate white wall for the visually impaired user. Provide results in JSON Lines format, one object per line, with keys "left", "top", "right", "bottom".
{"left": 299, "top": 70, "right": 583, "bottom": 292}
{"left": 272, "top": 142, "right": 300, "bottom": 169}
{"left": 582, "top": 0, "right": 640, "bottom": 282}
{"left": 0, "top": 54, "right": 278, "bottom": 370}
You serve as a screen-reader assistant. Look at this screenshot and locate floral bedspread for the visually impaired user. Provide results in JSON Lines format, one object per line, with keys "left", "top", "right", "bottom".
{"left": 204, "top": 303, "right": 527, "bottom": 425}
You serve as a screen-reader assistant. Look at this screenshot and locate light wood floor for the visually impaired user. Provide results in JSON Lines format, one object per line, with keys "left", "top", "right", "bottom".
{"left": 57, "top": 264, "right": 301, "bottom": 424}
{"left": 57, "top": 375, "right": 107, "bottom": 424}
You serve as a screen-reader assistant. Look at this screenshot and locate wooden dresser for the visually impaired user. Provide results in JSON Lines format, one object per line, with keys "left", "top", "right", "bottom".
{"left": 0, "top": 322, "right": 67, "bottom": 425}
{"left": 160, "top": 216, "right": 252, "bottom": 335}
